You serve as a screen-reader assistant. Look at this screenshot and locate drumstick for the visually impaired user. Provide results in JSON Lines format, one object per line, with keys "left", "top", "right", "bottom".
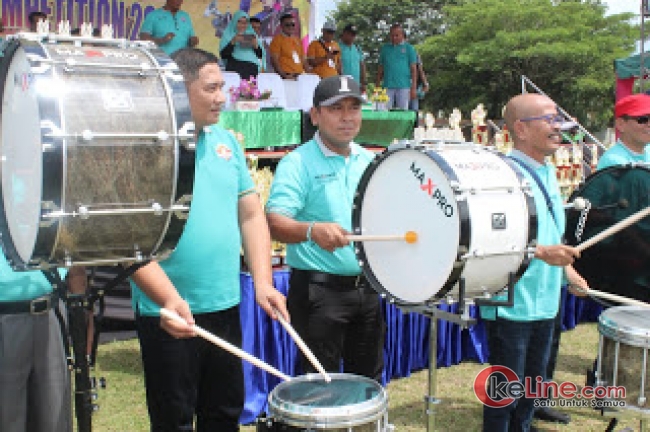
{"left": 347, "top": 231, "right": 418, "bottom": 244}
{"left": 273, "top": 307, "right": 332, "bottom": 383}
{"left": 576, "top": 206, "right": 650, "bottom": 252}
{"left": 159, "top": 308, "right": 291, "bottom": 382}
{"left": 573, "top": 288, "right": 650, "bottom": 308}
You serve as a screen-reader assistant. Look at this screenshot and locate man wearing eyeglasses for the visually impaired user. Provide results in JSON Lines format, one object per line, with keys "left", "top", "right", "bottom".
{"left": 597, "top": 94, "right": 650, "bottom": 169}
{"left": 140, "top": 0, "right": 198, "bottom": 56}
{"left": 269, "top": 13, "right": 306, "bottom": 79}
{"left": 480, "top": 93, "right": 589, "bottom": 432}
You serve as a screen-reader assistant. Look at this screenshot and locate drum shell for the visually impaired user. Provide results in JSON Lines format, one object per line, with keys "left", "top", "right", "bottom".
{"left": 597, "top": 306, "right": 650, "bottom": 409}
{"left": 0, "top": 36, "right": 193, "bottom": 269}
{"left": 266, "top": 373, "right": 388, "bottom": 430}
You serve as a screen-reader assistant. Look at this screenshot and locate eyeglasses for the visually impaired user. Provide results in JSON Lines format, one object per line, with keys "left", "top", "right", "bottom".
{"left": 622, "top": 115, "right": 650, "bottom": 125}
{"left": 518, "top": 113, "right": 564, "bottom": 125}
{"left": 283, "top": 22, "right": 296, "bottom": 27}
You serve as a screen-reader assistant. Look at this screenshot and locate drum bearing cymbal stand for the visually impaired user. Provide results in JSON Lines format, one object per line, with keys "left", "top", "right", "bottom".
{"left": 42, "top": 262, "right": 148, "bottom": 432}
{"left": 407, "top": 274, "right": 517, "bottom": 432}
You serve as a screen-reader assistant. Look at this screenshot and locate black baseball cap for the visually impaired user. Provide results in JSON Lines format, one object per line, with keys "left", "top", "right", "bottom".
{"left": 343, "top": 24, "right": 357, "bottom": 34}
{"left": 313, "top": 76, "right": 363, "bottom": 107}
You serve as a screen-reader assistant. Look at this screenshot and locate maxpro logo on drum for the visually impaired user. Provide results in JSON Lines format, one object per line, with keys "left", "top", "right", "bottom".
{"left": 473, "top": 365, "right": 627, "bottom": 408}
{"left": 409, "top": 162, "right": 454, "bottom": 217}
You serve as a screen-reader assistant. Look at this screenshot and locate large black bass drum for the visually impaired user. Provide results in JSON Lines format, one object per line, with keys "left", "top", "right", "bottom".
{"left": 0, "top": 34, "right": 196, "bottom": 270}
{"left": 565, "top": 164, "right": 650, "bottom": 302}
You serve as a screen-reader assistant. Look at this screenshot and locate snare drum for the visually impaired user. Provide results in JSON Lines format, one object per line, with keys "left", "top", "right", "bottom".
{"left": 596, "top": 306, "right": 650, "bottom": 411}
{"left": 259, "top": 373, "right": 389, "bottom": 431}
{"left": 565, "top": 165, "right": 650, "bottom": 302}
{"left": 0, "top": 35, "right": 195, "bottom": 269}
{"left": 352, "top": 143, "right": 536, "bottom": 304}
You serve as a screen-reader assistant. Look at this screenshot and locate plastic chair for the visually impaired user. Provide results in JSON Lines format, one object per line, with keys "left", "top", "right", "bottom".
{"left": 221, "top": 71, "right": 241, "bottom": 110}
{"left": 296, "top": 73, "right": 320, "bottom": 111}
{"left": 256, "top": 72, "right": 287, "bottom": 109}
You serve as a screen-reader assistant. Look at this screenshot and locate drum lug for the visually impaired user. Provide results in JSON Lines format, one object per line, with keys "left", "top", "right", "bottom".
{"left": 40, "top": 201, "right": 60, "bottom": 227}
{"left": 174, "top": 195, "right": 192, "bottom": 220}
{"left": 178, "top": 122, "right": 196, "bottom": 150}
{"left": 41, "top": 120, "right": 63, "bottom": 151}
{"left": 26, "top": 53, "right": 52, "bottom": 74}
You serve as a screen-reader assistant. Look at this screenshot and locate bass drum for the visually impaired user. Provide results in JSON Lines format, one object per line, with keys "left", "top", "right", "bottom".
{"left": 565, "top": 165, "right": 650, "bottom": 302}
{"left": 0, "top": 35, "right": 195, "bottom": 269}
{"left": 352, "top": 143, "right": 536, "bottom": 305}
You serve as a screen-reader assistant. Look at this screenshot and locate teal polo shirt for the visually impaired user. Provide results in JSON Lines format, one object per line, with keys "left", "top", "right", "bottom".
{"left": 339, "top": 41, "right": 364, "bottom": 83}
{"left": 266, "top": 134, "right": 375, "bottom": 276}
{"left": 480, "top": 150, "right": 565, "bottom": 322}
{"left": 0, "top": 250, "right": 63, "bottom": 301}
{"left": 597, "top": 141, "right": 650, "bottom": 170}
{"left": 378, "top": 42, "right": 417, "bottom": 89}
{"left": 140, "top": 8, "right": 195, "bottom": 56}
{"left": 131, "top": 125, "right": 255, "bottom": 316}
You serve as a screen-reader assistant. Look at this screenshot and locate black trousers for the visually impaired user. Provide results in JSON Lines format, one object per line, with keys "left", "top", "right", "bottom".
{"left": 136, "top": 307, "right": 244, "bottom": 432}
{"left": 287, "top": 270, "right": 385, "bottom": 382}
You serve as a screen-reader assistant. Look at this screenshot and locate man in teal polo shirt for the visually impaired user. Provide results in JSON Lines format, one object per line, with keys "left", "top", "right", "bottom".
{"left": 130, "top": 48, "right": 288, "bottom": 432}
{"left": 140, "top": 0, "right": 199, "bottom": 56}
{"left": 480, "top": 94, "right": 589, "bottom": 432}
{"left": 376, "top": 23, "right": 417, "bottom": 110}
{"left": 339, "top": 24, "right": 366, "bottom": 92}
{"left": 266, "top": 76, "right": 385, "bottom": 381}
{"left": 598, "top": 94, "right": 650, "bottom": 169}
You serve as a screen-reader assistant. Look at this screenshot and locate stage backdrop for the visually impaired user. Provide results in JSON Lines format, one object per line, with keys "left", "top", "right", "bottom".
{"left": 1, "top": 0, "right": 313, "bottom": 52}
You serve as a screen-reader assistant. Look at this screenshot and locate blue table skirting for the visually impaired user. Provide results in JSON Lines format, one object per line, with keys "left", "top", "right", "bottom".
{"left": 239, "top": 269, "right": 603, "bottom": 424}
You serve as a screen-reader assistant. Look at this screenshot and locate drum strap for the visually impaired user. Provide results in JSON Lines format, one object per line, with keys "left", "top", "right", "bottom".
{"left": 508, "top": 156, "right": 560, "bottom": 230}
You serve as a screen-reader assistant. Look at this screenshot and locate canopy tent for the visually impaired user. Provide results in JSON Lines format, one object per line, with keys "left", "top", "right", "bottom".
{"left": 615, "top": 52, "right": 650, "bottom": 100}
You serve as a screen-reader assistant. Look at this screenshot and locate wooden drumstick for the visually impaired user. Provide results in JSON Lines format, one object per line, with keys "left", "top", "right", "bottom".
{"left": 348, "top": 231, "right": 418, "bottom": 244}
{"left": 576, "top": 206, "right": 650, "bottom": 252}
{"left": 573, "top": 288, "right": 650, "bottom": 309}
{"left": 273, "top": 308, "right": 332, "bottom": 383}
{"left": 160, "top": 309, "right": 291, "bottom": 382}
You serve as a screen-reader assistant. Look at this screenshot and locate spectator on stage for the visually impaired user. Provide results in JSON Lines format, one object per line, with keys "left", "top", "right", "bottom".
{"left": 219, "top": 10, "right": 264, "bottom": 79}
{"left": 306, "top": 22, "right": 341, "bottom": 79}
{"left": 376, "top": 23, "right": 417, "bottom": 110}
{"left": 409, "top": 54, "right": 429, "bottom": 111}
{"left": 269, "top": 13, "right": 306, "bottom": 79}
{"left": 250, "top": 16, "right": 272, "bottom": 73}
{"left": 266, "top": 76, "right": 385, "bottom": 382}
{"left": 129, "top": 48, "right": 288, "bottom": 432}
{"left": 480, "top": 93, "right": 589, "bottom": 432}
{"left": 140, "top": 0, "right": 198, "bottom": 56}
{"left": 597, "top": 93, "right": 650, "bottom": 169}
{"left": 339, "top": 24, "right": 367, "bottom": 93}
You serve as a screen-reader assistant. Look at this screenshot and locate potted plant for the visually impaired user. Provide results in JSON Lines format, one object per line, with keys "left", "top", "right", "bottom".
{"left": 229, "top": 77, "right": 272, "bottom": 111}
{"left": 369, "top": 86, "right": 390, "bottom": 111}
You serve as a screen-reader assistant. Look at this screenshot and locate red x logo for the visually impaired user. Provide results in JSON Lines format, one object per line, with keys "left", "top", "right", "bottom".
{"left": 421, "top": 178, "right": 435, "bottom": 196}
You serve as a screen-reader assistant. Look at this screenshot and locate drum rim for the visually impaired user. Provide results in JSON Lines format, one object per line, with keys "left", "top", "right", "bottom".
{"left": 267, "top": 373, "right": 388, "bottom": 428}
{"left": 599, "top": 306, "right": 650, "bottom": 348}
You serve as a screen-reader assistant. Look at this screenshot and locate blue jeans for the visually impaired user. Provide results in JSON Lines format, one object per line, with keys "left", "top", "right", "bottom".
{"left": 482, "top": 317, "right": 554, "bottom": 432}
{"left": 387, "top": 88, "right": 410, "bottom": 110}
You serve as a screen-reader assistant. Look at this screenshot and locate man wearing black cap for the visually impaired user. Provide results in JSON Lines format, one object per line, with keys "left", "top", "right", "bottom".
{"left": 266, "top": 76, "right": 385, "bottom": 382}
{"left": 339, "top": 24, "right": 367, "bottom": 93}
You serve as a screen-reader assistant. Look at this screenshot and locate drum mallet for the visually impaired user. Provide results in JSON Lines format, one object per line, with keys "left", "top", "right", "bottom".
{"left": 347, "top": 231, "right": 418, "bottom": 244}
{"left": 575, "top": 206, "right": 650, "bottom": 253}
{"left": 273, "top": 308, "right": 332, "bottom": 383}
{"left": 573, "top": 287, "right": 650, "bottom": 308}
{"left": 160, "top": 308, "right": 292, "bottom": 382}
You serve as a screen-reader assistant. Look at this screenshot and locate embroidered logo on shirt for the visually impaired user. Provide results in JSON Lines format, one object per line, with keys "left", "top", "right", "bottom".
{"left": 216, "top": 144, "right": 232, "bottom": 160}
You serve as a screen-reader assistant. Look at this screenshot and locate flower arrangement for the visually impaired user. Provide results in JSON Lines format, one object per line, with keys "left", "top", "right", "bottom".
{"left": 229, "top": 77, "right": 272, "bottom": 103}
{"left": 369, "top": 87, "right": 389, "bottom": 104}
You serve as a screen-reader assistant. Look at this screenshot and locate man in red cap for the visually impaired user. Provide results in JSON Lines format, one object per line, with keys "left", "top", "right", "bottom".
{"left": 598, "top": 94, "right": 650, "bottom": 169}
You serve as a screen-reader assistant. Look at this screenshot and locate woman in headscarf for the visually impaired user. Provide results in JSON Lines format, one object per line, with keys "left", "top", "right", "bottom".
{"left": 219, "top": 10, "right": 263, "bottom": 79}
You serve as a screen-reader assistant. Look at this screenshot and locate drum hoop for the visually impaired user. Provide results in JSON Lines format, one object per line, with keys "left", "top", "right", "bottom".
{"left": 268, "top": 373, "right": 388, "bottom": 428}
{"left": 0, "top": 39, "right": 62, "bottom": 269}
{"left": 569, "top": 164, "right": 650, "bottom": 202}
{"left": 598, "top": 306, "right": 650, "bottom": 348}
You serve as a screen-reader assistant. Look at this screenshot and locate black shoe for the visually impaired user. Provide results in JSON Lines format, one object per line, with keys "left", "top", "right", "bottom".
{"left": 534, "top": 406, "right": 571, "bottom": 424}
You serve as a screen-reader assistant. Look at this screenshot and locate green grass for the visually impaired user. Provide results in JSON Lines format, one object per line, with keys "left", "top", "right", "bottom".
{"left": 90, "top": 323, "right": 645, "bottom": 431}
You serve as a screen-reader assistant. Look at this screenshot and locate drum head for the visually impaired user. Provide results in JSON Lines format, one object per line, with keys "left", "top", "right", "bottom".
{"left": 353, "top": 148, "right": 460, "bottom": 304}
{"left": 268, "top": 373, "right": 387, "bottom": 429}
{"left": 566, "top": 166, "right": 650, "bottom": 302}
{"left": 599, "top": 306, "right": 650, "bottom": 348}
{"left": 0, "top": 43, "right": 43, "bottom": 264}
